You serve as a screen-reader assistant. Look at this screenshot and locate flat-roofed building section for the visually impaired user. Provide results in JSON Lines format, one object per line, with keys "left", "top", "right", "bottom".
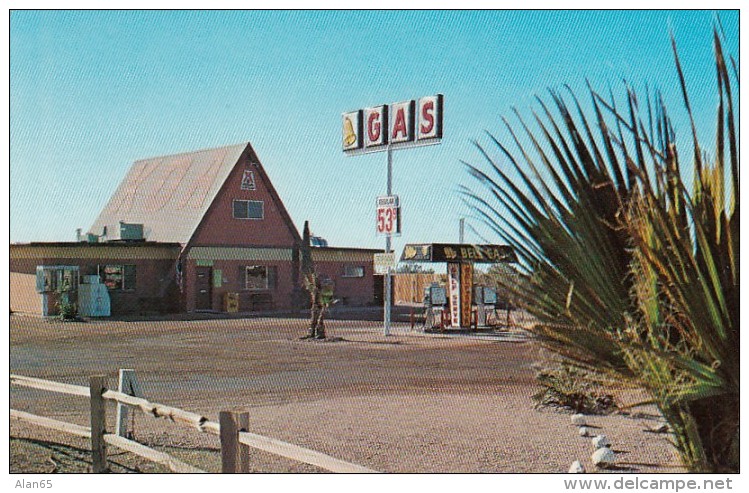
{"left": 10, "top": 242, "right": 182, "bottom": 316}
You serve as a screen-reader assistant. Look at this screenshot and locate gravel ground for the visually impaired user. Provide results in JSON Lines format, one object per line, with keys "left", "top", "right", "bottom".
{"left": 9, "top": 312, "right": 682, "bottom": 473}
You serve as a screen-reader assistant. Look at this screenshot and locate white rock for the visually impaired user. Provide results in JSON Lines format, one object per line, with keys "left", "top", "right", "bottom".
{"left": 568, "top": 460, "right": 585, "bottom": 473}
{"left": 591, "top": 435, "right": 611, "bottom": 449}
{"left": 579, "top": 426, "right": 590, "bottom": 437}
{"left": 591, "top": 447, "right": 616, "bottom": 467}
{"left": 571, "top": 414, "right": 587, "bottom": 426}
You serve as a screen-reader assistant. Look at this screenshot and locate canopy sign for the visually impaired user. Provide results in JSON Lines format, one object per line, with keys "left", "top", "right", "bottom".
{"left": 401, "top": 243, "right": 517, "bottom": 263}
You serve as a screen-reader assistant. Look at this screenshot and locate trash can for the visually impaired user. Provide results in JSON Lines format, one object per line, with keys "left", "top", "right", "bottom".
{"left": 223, "top": 292, "right": 239, "bottom": 313}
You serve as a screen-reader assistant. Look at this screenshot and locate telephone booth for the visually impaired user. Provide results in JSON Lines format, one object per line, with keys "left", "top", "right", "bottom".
{"left": 400, "top": 243, "right": 517, "bottom": 330}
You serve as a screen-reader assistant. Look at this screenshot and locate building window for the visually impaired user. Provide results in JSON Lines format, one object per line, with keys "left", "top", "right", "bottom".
{"left": 245, "top": 265, "right": 268, "bottom": 290}
{"left": 101, "top": 265, "right": 136, "bottom": 291}
{"left": 342, "top": 265, "right": 365, "bottom": 278}
{"left": 233, "top": 199, "right": 264, "bottom": 219}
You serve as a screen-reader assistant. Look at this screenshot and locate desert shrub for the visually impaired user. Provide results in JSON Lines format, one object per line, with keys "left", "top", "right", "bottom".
{"left": 57, "top": 301, "right": 79, "bottom": 321}
{"left": 533, "top": 365, "right": 617, "bottom": 414}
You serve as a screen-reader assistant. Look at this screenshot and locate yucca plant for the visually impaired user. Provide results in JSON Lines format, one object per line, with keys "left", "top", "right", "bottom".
{"left": 618, "top": 31, "right": 739, "bottom": 471}
{"left": 462, "top": 29, "right": 738, "bottom": 472}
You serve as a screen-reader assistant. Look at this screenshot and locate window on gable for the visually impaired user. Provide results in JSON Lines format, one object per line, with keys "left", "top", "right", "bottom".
{"left": 233, "top": 199, "right": 264, "bottom": 220}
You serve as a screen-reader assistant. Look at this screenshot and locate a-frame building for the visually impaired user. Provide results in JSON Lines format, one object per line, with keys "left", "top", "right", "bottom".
{"left": 11, "top": 142, "right": 380, "bottom": 316}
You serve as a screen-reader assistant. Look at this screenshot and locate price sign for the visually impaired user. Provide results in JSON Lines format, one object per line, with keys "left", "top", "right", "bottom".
{"left": 376, "top": 195, "right": 401, "bottom": 236}
{"left": 373, "top": 253, "right": 397, "bottom": 274}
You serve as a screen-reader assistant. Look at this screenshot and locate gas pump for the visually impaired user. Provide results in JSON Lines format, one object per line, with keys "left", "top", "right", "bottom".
{"left": 421, "top": 283, "right": 447, "bottom": 330}
{"left": 473, "top": 285, "right": 498, "bottom": 327}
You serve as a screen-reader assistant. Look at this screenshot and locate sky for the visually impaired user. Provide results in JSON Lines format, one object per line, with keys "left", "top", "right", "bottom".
{"left": 9, "top": 10, "right": 740, "bottom": 259}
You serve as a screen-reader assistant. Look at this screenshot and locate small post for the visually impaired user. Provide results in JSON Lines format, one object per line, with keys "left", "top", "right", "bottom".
{"left": 115, "top": 369, "right": 143, "bottom": 438}
{"left": 89, "top": 375, "right": 108, "bottom": 473}
{"left": 220, "top": 410, "right": 250, "bottom": 473}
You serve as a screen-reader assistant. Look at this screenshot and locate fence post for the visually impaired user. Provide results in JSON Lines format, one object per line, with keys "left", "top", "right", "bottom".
{"left": 115, "top": 369, "right": 143, "bottom": 438}
{"left": 89, "top": 375, "right": 108, "bottom": 473}
{"left": 220, "top": 409, "right": 250, "bottom": 473}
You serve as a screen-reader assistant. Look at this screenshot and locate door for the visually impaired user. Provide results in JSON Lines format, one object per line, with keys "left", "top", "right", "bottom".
{"left": 373, "top": 275, "right": 384, "bottom": 305}
{"left": 372, "top": 275, "right": 394, "bottom": 306}
{"left": 195, "top": 267, "right": 212, "bottom": 311}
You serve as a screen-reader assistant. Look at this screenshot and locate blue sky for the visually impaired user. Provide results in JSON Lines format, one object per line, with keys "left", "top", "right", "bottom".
{"left": 10, "top": 10, "right": 739, "bottom": 258}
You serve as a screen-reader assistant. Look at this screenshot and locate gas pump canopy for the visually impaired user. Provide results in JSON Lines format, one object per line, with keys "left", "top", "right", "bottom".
{"left": 400, "top": 243, "right": 517, "bottom": 329}
{"left": 400, "top": 243, "right": 517, "bottom": 263}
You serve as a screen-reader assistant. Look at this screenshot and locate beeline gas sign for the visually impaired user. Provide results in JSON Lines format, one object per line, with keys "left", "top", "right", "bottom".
{"left": 342, "top": 94, "right": 443, "bottom": 153}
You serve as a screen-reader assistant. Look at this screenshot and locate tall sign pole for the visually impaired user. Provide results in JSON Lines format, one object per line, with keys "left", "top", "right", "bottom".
{"left": 384, "top": 145, "right": 393, "bottom": 336}
{"left": 342, "top": 94, "right": 443, "bottom": 337}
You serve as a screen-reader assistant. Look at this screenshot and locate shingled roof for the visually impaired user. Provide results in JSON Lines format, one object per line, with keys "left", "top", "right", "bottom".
{"left": 88, "top": 142, "right": 253, "bottom": 244}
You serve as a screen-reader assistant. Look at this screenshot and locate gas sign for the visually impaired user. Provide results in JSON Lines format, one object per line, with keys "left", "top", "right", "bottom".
{"left": 343, "top": 94, "right": 443, "bottom": 153}
{"left": 376, "top": 195, "right": 401, "bottom": 236}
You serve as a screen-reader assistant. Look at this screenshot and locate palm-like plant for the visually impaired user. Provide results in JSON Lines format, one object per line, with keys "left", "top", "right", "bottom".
{"left": 463, "top": 30, "right": 738, "bottom": 472}
{"left": 620, "top": 31, "right": 739, "bottom": 471}
{"left": 301, "top": 220, "right": 335, "bottom": 339}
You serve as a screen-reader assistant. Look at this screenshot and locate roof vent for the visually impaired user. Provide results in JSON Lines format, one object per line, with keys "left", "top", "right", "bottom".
{"left": 310, "top": 235, "right": 328, "bottom": 248}
{"left": 119, "top": 221, "right": 144, "bottom": 241}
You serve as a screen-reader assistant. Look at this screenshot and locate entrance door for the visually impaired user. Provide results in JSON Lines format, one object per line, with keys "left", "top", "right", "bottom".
{"left": 373, "top": 275, "right": 384, "bottom": 305}
{"left": 372, "top": 275, "right": 393, "bottom": 306}
{"left": 195, "top": 267, "right": 212, "bottom": 311}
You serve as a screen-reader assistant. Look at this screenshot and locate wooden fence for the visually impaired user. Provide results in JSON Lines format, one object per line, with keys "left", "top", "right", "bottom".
{"left": 10, "top": 373, "right": 376, "bottom": 474}
{"left": 393, "top": 273, "right": 444, "bottom": 304}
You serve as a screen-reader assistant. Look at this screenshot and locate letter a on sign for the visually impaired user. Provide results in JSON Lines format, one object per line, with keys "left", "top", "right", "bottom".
{"left": 389, "top": 100, "right": 415, "bottom": 144}
{"left": 364, "top": 105, "right": 388, "bottom": 149}
{"left": 417, "top": 94, "right": 443, "bottom": 141}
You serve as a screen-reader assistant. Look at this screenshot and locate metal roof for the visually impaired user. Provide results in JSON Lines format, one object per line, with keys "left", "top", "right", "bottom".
{"left": 88, "top": 142, "right": 249, "bottom": 244}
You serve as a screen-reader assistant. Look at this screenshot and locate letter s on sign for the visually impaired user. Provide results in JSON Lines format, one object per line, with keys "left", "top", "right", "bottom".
{"left": 420, "top": 100, "right": 434, "bottom": 134}
{"left": 368, "top": 112, "right": 381, "bottom": 142}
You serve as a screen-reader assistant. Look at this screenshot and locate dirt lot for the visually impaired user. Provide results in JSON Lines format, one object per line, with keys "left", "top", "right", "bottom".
{"left": 9, "top": 312, "right": 681, "bottom": 473}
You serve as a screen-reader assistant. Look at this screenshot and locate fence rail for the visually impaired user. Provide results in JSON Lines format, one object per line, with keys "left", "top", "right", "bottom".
{"left": 10, "top": 372, "right": 376, "bottom": 473}
{"left": 11, "top": 374, "right": 91, "bottom": 397}
{"left": 10, "top": 409, "right": 205, "bottom": 473}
